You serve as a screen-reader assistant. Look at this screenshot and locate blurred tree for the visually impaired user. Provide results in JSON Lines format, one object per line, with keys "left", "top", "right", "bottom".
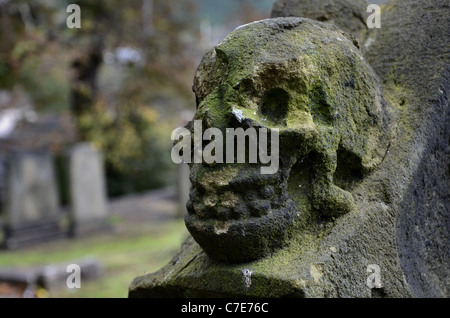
{"left": 0, "top": 0, "right": 200, "bottom": 197}
{"left": 66, "top": 0, "right": 201, "bottom": 195}
{"left": 0, "top": 0, "right": 71, "bottom": 111}
{"left": 0, "top": 1, "right": 17, "bottom": 89}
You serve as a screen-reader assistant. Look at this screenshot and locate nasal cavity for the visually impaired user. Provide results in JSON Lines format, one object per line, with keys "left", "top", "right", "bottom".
{"left": 259, "top": 88, "right": 289, "bottom": 126}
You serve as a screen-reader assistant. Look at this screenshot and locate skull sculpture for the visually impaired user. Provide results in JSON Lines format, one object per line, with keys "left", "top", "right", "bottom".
{"left": 184, "top": 18, "right": 390, "bottom": 263}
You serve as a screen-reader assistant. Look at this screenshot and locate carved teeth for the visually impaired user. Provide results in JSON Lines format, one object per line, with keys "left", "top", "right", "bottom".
{"left": 260, "top": 185, "right": 275, "bottom": 199}
{"left": 214, "top": 221, "right": 230, "bottom": 234}
{"left": 249, "top": 200, "right": 271, "bottom": 217}
{"left": 190, "top": 177, "right": 283, "bottom": 221}
{"left": 203, "top": 193, "right": 217, "bottom": 207}
{"left": 221, "top": 191, "right": 239, "bottom": 208}
{"left": 245, "top": 190, "right": 259, "bottom": 202}
{"left": 231, "top": 201, "right": 249, "bottom": 219}
{"left": 193, "top": 201, "right": 206, "bottom": 218}
{"left": 216, "top": 207, "right": 232, "bottom": 220}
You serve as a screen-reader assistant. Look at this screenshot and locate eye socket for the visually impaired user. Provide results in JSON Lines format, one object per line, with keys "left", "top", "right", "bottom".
{"left": 308, "top": 84, "right": 333, "bottom": 126}
{"left": 258, "top": 88, "right": 289, "bottom": 126}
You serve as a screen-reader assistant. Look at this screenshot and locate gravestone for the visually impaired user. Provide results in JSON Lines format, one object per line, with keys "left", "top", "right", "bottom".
{"left": 1, "top": 152, "right": 63, "bottom": 249}
{"left": 0, "top": 257, "right": 103, "bottom": 294}
{"left": 130, "top": 0, "right": 449, "bottom": 298}
{"left": 66, "top": 142, "right": 109, "bottom": 237}
{"left": 175, "top": 110, "right": 194, "bottom": 218}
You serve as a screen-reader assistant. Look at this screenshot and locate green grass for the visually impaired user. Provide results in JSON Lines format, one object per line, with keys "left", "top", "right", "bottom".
{"left": 0, "top": 219, "right": 189, "bottom": 298}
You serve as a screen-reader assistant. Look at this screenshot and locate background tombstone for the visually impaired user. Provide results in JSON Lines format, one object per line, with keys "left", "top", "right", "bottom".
{"left": 1, "top": 152, "right": 63, "bottom": 249}
{"left": 66, "top": 142, "right": 110, "bottom": 237}
{"left": 176, "top": 163, "right": 191, "bottom": 219}
{"left": 175, "top": 110, "right": 194, "bottom": 219}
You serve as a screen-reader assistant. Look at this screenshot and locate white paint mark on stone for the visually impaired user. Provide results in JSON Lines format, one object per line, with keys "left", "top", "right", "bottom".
{"left": 232, "top": 106, "right": 245, "bottom": 123}
{"left": 242, "top": 268, "right": 253, "bottom": 289}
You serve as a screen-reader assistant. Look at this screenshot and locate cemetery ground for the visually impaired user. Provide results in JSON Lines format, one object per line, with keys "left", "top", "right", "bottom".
{"left": 0, "top": 188, "right": 188, "bottom": 298}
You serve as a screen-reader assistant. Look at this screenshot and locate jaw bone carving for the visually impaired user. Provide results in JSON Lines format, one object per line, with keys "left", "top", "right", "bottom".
{"left": 184, "top": 18, "right": 390, "bottom": 263}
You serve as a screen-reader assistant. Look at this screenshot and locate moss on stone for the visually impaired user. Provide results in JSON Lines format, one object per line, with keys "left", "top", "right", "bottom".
{"left": 130, "top": 0, "right": 450, "bottom": 297}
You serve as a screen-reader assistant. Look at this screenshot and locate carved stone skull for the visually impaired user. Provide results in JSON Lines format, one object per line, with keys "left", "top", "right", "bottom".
{"left": 184, "top": 18, "right": 390, "bottom": 263}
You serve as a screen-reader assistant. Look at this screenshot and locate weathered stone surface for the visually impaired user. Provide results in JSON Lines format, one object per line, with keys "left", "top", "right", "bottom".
{"left": 271, "top": 0, "right": 370, "bottom": 44}
{"left": 130, "top": 0, "right": 449, "bottom": 298}
{"left": 360, "top": 0, "right": 450, "bottom": 298}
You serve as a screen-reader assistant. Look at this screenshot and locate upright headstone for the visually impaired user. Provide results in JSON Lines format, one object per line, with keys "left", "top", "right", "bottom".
{"left": 1, "top": 152, "right": 63, "bottom": 249}
{"left": 175, "top": 111, "right": 193, "bottom": 219}
{"left": 176, "top": 163, "right": 190, "bottom": 219}
{"left": 67, "top": 142, "right": 109, "bottom": 237}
